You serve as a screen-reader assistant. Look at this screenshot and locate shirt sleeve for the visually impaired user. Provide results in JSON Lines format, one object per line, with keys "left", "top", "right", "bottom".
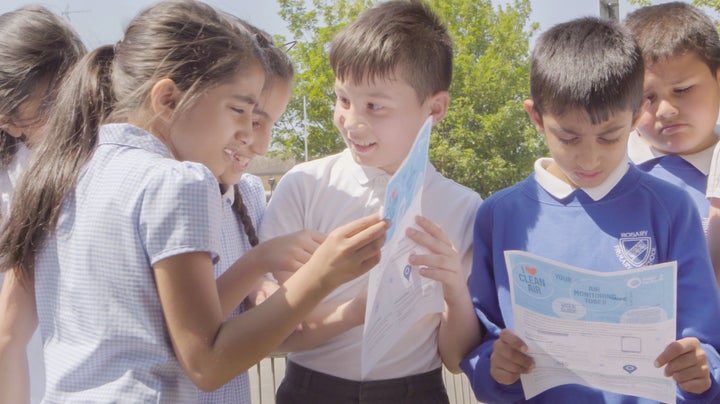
{"left": 707, "top": 141, "right": 720, "bottom": 199}
{"left": 258, "top": 167, "right": 308, "bottom": 241}
{"left": 140, "top": 162, "right": 222, "bottom": 266}
{"left": 238, "top": 173, "right": 267, "bottom": 230}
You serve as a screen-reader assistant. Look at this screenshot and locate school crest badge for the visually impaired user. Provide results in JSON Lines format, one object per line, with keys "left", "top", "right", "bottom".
{"left": 615, "top": 234, "right": 656, "bottom": 269}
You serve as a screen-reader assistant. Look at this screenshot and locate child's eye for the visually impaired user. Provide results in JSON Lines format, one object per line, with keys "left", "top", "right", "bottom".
{"left": 599, "top": 137, "right": 621, "bottom": 145}
{"left": 644, "top": 94, "right": 656, "bottom": 104}
{"left": 674, "top": 86, "right": 692, "bottom": 94}
{"left": 367, "top": 103, "right": 383, "bottom": 111}
{"left": 231, "top": 107, "right": 246, "bottom": 115}
{"left": 557, "top": 136, "right": 579, "bottom": 145}
{"left": 336, "top": 96, "right": 350, "bottom": 108}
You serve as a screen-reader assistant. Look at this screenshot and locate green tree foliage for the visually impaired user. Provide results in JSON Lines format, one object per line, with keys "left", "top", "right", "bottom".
{"left": 694, "top": 0, "right": 720, "bottom": 14}
{"left": 275, "top": 0, "right": 544, "bottom": 197}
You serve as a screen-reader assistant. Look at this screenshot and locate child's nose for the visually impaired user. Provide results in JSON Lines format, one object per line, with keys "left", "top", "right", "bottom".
{"left": 577, "top": 144, "right": 601, "bottom": 170}
{"left": 339, "top": 107, "right": 363, "bottom": 131}
{"left": 250, "top": 130, "right": 270, "bottom": 157}
{"left": 656, "top": 98, "right": 678, "bottom": 119}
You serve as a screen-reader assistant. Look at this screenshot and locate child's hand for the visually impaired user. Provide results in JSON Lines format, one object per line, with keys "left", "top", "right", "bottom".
{"left": 258, "top": 229, "right": 326, "bottom": 283}
{"left": 304, "top": 213, "right": 387, "bottom": 288}
{"left": 490, "top": 329, "right": 534, "bottom": 385}
{"left": 405, "top": 215, "right": 466, "bottom": 305}
{"left": 655, "top": 337, "right": 711, "bottom": 394}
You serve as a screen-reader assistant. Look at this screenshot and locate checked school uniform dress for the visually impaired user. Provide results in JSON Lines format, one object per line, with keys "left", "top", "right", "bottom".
{"left": 197, "top": 173, "right": 265, "bottom": 404}
{"left": 35, "top": 123, "right": 222, "bottom": 403}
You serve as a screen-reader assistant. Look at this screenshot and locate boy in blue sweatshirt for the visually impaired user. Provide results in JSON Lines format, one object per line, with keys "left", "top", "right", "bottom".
{"left": 460, "top": 17, "right": 720, "bottom": 403}
{"left": 624, "top": 2, "right": 720, "bottom": 236}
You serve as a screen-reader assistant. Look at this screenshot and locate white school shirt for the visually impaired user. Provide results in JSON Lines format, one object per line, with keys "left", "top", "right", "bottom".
{"left": 0, "top": 142, "right": 45, "bottom": 404}
{"left": 197, "top": 174, "right": 265, "bottom": 404}
{"left": 627, "top": 129, "right": 716, "bottom": 176}
{"left": 259, "top": 148, "right": 482, "bottom": 380}
{"left": 35, "top": 123, "right": 222, "bottom": 403}
{"left": 706, "top": 139, "right": 720, "bottom": 198}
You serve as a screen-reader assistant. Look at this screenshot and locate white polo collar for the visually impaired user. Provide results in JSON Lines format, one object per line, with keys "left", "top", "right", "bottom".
{"left": 627, "top": 128, "right": 718, "bottom": 176}
{"left": 534, "top": 156, "right": 629, "bottom": 201}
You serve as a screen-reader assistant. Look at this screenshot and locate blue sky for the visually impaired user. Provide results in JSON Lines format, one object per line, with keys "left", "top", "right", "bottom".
{"left": 0, "top": 1, "right": 692, "bottom": 49}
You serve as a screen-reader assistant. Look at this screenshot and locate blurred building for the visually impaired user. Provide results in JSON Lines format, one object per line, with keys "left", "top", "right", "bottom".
{"left": 247, "top": 155, "right": 296, "bottom": 200}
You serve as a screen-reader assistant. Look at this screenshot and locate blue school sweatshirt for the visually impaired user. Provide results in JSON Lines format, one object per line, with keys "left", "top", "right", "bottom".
{"left": 461, "top": 164, "right": 720, "bottom": 403}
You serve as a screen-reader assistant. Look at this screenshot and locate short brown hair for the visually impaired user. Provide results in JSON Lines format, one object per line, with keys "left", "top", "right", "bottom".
{"left": 624, "top": 2, "right": 720, "bottom": 74}
{"left": 530, "top": 17, "right": 644, "bottom": 124}
{"left": 329, "top": 0, "right": 452, "bottom": 101}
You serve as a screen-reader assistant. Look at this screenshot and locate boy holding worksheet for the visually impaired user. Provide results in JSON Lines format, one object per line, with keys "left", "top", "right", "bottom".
{"left": 461, "top": 16, "right": 720, "bottom": 403}
{"left": 259, "top": 1, "right": 483, "bottom": 403}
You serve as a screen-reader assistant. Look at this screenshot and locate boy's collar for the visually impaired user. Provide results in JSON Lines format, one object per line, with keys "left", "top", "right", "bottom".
{"left": 534, "top": 156, "right": 629, "bottom": 201}
{"left": 627, "top": 128, "right": 718, "bottom": 175}
{"left": 342, "top": 148, "right": 391, "bottom": 185}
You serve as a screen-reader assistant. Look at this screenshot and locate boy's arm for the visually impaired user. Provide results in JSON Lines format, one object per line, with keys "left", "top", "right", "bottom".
{"left": 669, "top": 203, "right": 720, "bottom": 402}
{"left": 460, "top": 204, "right": 524, "bottom": 403}
{"left": 405, "top": 215, "right": 483, "bottom": 373}
{"left": 0, "top": 271, "right": 37, "bottom": 404}
{"left": 459, "top": 203, "right": 528, "bottom": 403}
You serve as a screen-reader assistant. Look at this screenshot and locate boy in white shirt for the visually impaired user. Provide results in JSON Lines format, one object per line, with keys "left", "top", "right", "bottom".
{"left": 259, "top": 1, "right": 482, "bottom": 403}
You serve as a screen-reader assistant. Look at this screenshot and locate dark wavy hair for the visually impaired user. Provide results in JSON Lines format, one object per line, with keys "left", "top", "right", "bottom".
{"left": 0, "top": 0, "right": 267, "bottom": 282}
{"left": 0, "top": 5, "right": 85, "bottom": 167}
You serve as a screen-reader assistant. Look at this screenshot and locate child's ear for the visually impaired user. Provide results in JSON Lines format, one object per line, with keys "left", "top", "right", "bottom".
{"left": 0, "top": 120, "right": 22, "bottom": 138}
{"left": 150, "top": 78, "right": 180, "bottom": 121}
{"left": 523, "top": 99, "right": 544, "bottom": 133}
{"left": 428, "top": 91, "right": 449, "bottom": 125}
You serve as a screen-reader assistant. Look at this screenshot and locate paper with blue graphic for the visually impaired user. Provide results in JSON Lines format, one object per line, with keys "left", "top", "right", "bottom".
{"left": 505, "top": 250, "right": 677, "bottom": 403}
{"left": 361, "top": 116, "right": 443, "bottom": 378}
{"left": 380, "top": 116, "right": 432, "bottom": 243}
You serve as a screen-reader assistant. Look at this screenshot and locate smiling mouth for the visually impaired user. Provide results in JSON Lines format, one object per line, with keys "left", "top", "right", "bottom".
{"left": 349, "top": 139, "right": 376, "bottom": 152}
{"left": 224, "top": 148, "right": 250, "bottom": 168}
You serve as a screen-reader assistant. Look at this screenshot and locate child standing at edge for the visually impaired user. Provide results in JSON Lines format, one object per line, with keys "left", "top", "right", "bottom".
{"left": 197, "top": 22, "right": 295, "bottom": 404}
{"left": 623, "top": 2, "right": 720, "bottom": 237}
{"left": 461, "top": 17, "right": 720, "bottom": 403}
{"left": 259, "top": 1, "right": 483, "bottom": 403}
{"left": 0, "top": 6, "right": 85, "bottom": 403}
{"left": 0, "top": 1, "right": 387, "bottom": 402}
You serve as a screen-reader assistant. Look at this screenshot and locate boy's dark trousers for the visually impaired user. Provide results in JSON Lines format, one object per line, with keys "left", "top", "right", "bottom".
{"left": 276, "top": 360, "right": 450, "bottom": 404}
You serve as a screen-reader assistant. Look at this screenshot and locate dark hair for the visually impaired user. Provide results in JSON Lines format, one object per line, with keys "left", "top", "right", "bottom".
{"left": 624, "top": 2, "right": 720, "bottom": 75}
{"left": 237, "top": 21, "right": 294, "bottom": 84}
{"left": 0, "top": 5, "right": 85, "bottom": 167}
{"left": 329, "top": 0, "right": 452, "bottom": 101}
{"left": 530, "top": 17, "right": 644, "bottom": 124}
{"left": 231, "top": 21, "right": 294, "bottom": 246}
{"left": 0, "top": 0, "right": 267, "bottom": 282}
